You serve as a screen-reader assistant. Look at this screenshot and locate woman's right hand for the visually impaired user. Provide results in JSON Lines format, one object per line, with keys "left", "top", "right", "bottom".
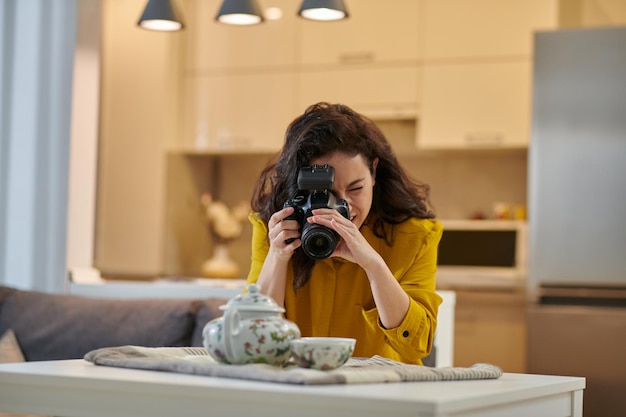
{"left": 267, "top": 206, "right": 301, "bottom": 260}
{"left": 256, "top": 207, "right": 300, "bottom": 305}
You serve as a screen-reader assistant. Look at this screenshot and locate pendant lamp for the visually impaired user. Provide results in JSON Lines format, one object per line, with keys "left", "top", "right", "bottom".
{"left": 137, "top": 0, "right": 184, "bottom": 31}
{"left": 298, "top": 0, "right": 349, "bottom": 21}
{"left": 216, "top": 0, "right": 264, "bottom": 25}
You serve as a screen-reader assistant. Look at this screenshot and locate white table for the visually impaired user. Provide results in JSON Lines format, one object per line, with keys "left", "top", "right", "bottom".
{"left": 0, "top": 360, "right": 584, "bottom": 417}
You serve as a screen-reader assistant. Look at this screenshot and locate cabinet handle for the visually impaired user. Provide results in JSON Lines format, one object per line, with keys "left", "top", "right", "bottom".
{"left": 339, "top": 51, "right": 375, "bottom": 64}
{"left": 465, "top": 132, "right": 504, "bottom": 147}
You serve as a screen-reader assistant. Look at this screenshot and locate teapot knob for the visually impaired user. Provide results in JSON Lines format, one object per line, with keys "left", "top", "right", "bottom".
{"left": 247, "top": 283, "right": 260, "bottom": 294}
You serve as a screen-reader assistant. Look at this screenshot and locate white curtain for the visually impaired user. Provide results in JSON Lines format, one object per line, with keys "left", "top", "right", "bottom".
{"left": 0, "top": 0, "right": 77, "bottom": 293}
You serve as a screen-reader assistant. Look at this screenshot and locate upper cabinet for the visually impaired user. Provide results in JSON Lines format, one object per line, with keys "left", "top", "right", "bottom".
{"left": 179, "top": 72, "right": 297, "bottom": 152}
{"left": 295, "top": 0, "right": 422, "bottom": 120}
{"left": 296, "top": 66, "right": 420, "bottom": 120}
{"left": 178, "top": 0, "right": 626, "bottom": 152}
{"left": 185, "top": 0, "right": 298, "bottom": 71}
{"left": 180, "top": 0, "right": 425, "bottom": 151}
{"left": 297, "top": 0, "right": 421, "bottom": 66}
{"left": 419, "top": 60, "right": 531, "bottom": 149}
{"left": 417, "top": 0, "right": 559, "bottom": 149}
{"left": 179, "top": 0, "right": 299, "bottom": 152}
{"left": 421, "top": 0, "right": 559, "bottom": 60}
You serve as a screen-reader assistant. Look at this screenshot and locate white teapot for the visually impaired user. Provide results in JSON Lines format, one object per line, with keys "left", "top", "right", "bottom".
{"left": 202, "top": 284, "right": 301, "bottom": 366}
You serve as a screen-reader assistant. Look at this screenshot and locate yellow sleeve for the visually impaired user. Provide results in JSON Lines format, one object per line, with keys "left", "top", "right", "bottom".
{"left": 246, "top": 212, "right": 269, "bottom": 285}
{"left": 373, "top": 219, "right": 443, "bottom": 361}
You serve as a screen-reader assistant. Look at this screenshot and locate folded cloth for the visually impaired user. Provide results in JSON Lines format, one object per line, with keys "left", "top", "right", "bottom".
{"left": 84, "top": 346, "right": 502, "bottom": 385}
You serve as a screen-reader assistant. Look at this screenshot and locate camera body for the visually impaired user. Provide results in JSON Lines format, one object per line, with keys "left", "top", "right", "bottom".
{"left": 283, "top": 164, "right": 350, "bottom": 260}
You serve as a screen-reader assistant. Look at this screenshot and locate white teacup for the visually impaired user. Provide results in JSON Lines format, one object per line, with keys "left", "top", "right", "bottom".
{"left": 290, "top": 337, "right": 356, "bottom": 371}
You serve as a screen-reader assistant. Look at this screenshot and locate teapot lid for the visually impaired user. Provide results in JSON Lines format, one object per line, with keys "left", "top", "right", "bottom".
{"left": 220, "top": 284, "right": 285, "bottom": 313}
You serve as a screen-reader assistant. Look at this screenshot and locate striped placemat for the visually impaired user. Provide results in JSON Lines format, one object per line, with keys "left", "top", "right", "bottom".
{"left": 84, "top": 345, "right": 502, "bottom": 385}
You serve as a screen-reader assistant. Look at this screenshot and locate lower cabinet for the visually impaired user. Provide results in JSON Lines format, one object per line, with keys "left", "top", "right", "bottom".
{"left": 448, "top": 287, "right": 527, "bottom": 373}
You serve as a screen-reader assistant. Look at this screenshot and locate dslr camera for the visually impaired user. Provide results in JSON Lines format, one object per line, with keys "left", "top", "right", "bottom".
{"left": 283, "top": 164, "right": 350, "bottom": 260}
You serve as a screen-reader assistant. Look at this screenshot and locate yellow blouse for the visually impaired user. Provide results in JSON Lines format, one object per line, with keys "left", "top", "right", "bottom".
{"left": 246, "top": 213, "right": 443, "bottom": 365}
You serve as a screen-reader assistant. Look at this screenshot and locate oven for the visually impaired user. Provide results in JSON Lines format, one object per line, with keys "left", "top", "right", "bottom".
{"left": 434, "top": 220, "right": 529, "bottom": 371}
{"left": 435, "top": 220, "right": 527, "bottom": 289}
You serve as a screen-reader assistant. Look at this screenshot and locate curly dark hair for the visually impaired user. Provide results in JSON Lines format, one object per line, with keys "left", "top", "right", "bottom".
{"left": 251, "top": 102, "right": 435, "bottom": 290}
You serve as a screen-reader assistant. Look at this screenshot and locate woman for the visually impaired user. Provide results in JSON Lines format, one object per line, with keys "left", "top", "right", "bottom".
{"left": 247, "top": 102, "right": 442, "bottom": 364}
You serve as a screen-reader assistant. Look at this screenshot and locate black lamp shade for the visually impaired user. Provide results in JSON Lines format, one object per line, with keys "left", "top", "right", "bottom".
{"left": 138, "top": 0, "right": 184, "bottom": 31}
{"left": 216, "top": 0, "right": 264, "bottom": 25}
{"left": 298, "top": 0, "right": 349, "bottom": 21}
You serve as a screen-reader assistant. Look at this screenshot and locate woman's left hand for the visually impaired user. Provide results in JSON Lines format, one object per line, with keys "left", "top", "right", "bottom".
{"left": 308, "top": 208, "right": 410, "bottom": 330}
{"left": 307, "top": 208, "right": 381, "bottom": 269}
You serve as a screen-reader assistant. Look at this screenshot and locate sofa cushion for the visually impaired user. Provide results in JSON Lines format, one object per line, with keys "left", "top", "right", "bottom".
{"left": 0, "top": 287, "right": 201, "bottom": 361}
{"left": 0, "top": 329, "right": 25, "bottom": 363}
{"left": 190, "top": 297, "right": 227, "bottom": 347}
{"left": 0, "top": 330, "right": 45, "bottom": 417}
{"left": 0, "top": 286, "right": 17, "bottom": 307}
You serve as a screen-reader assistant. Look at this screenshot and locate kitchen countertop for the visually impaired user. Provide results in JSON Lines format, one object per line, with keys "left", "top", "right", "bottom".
{"left": 69, "top": 278, "right": 247, "bottom": 300}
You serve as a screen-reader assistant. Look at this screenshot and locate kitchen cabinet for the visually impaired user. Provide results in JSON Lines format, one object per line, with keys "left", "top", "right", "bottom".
{"left": 418, "top": 60, "right": 531, "bottom": 149}
{"left": 184, "top": 0, "right": 298, "bottom": 71}
{"left": 297, "top": 0, "right": 421, "bottom": 67}
{"left": 297, "top": 66, "right": 419, "bottom": 120}
{"left": 296, "top": 0, "right": 422, "bottom": 119}
{"left": 180, "top": 0, "right": 425, "bottom": 150}
{"left": 417, "top": 0, "right": 558, "bottom": 149}
{"left": 179, "top": 72, "right": 298, "bottom": 152}
{"left": 450, "top": 288, "right": 527, "bottom": 373}
{"left": 421, "top": 0, "right": 558, "bottom": 60}
{"left": 179, "top": 0, "right": 301, "bottom": 152}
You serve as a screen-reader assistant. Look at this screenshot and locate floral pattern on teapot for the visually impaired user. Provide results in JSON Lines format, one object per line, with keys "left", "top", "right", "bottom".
{"left": 202, "top": 284, "right": 301, "bottom": 366}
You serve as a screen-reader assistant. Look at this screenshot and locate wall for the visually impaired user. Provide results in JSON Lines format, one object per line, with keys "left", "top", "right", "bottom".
{"left": 95, "top": 0, "right": 184, "bottom": 277}
{"left": 66, "top": 0, "right": 101, "bottom": 272}
{"left": 381, "top": 120, "right": 528, "bottom": 220}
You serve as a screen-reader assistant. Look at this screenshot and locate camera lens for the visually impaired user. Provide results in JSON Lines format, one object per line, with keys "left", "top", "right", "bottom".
{"left": 301, "top": 223, "right": 337, "bottom": 260}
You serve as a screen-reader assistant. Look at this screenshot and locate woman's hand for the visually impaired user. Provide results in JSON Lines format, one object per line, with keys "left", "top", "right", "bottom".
{"left": 256, "top": 206, "right": 301, "bottom": 307}
{"left": 267, "top": 206, "right": 302, "bottom": 260}
{"left": 307, "top": 208, "right": 410, "bottom": 329}
{"left": 306, "top": 208, "right": 381, "bottom": 269}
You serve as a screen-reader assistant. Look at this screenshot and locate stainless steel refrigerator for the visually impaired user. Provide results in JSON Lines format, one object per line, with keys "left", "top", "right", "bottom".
{"left": 527, "top": 27, "right": 626, "bottom": 417}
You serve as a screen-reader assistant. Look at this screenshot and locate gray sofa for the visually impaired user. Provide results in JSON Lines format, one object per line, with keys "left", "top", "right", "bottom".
{"left": 0, "top": 285, "right": 227, "bottom": 362}
{"left": 0, "top": 285, "right": 435, "bottom": 366}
